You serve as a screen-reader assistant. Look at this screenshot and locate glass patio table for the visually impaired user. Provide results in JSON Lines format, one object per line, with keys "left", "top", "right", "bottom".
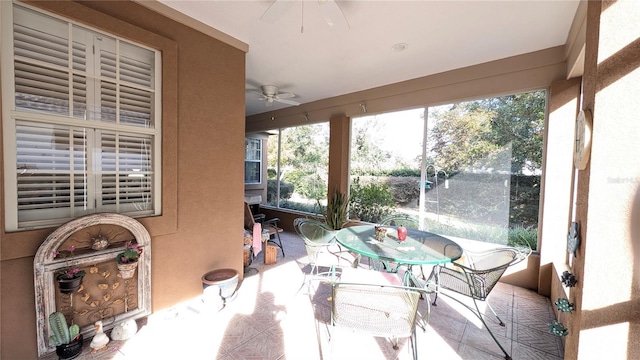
{"left": 335, "top": 225, "right": 463, "bottom": 285}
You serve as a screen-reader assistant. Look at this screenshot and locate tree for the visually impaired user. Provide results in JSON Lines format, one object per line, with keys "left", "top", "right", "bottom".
{"left": 429, "top": 91, "right": 545, "bottom": 174}
{"left": 267, "top": 123, "right": 330, "bottom": 201}
{"left": 429, "top": 104, "right": 499, "bottom": 172}
{"left": 350, "top": 116, "right": 391, "bottom": 175}
{"left": 481, "top": 91, "right": 545, "bottom": 173}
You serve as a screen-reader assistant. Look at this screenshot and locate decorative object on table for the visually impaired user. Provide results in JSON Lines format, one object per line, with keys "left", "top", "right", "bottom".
{"left": 90, "top": 320, "right": 109, "bottom": 353}
{"left": 549, "top": 320, "right": 569, "bottom": 337}
{"left": 397, "top": 225, "right": 407, "bottom": 241}
{"left": 374, "top": 225, "right": 387, "bottom": 241}
{"left": 115, "top": 241, "right": 142, "bottom": 279}
{"left": 48, "top": 311, "right": 83, "bottom": 360}
{"left": 202, "top": 268, "right": 240, "bottom": 307}
{"left": 561, "top": 270, "right": 578, "bottom": 287}
{"left": 110, "top": 319, "right": 138, "bottom": 341}
{"left": 53, "top": 246, "right": 86, "bottom": 294}
{"left": 555, "top": 298, "right": 575, "bottom": 312}
{"left": 567, "top": 222, "right": 580, "bottom": 256}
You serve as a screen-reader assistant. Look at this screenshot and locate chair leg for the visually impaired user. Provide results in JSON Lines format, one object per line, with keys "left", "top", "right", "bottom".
{"left": 471, "top": 297, "right": 511, "bottom": 360}
{"left": 411, "top": 328, "right": 418, "bottom": 360}
{"left": 486, "top": 300, "right": 505, "bottom": 326}
{"left": 431, "top": 266, "right": 441, "bottom": 306}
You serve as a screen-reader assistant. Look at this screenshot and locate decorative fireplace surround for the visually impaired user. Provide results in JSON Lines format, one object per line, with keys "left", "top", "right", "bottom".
{"left": 34, "top": 213, "right": 151, "bottom": 357}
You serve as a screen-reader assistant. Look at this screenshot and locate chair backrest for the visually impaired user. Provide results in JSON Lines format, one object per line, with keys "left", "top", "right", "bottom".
{"left": 380, "top": 213, "right": 420, "bottom": 229}
{"left": 459, "top": 247, "right": 528, "bottom": 299}
{"left": 243, "top": 202, "right": 256, "bottom": 230}
{"left": 331, "top": 282, "right": 421, "bottom": 338}
{"left": 293, "top": 218, "right": 336, "bottom": 245}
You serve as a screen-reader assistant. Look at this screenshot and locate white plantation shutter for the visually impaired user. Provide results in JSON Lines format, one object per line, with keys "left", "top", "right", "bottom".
{"left": 99, "top": 132, "right": 153, "bottom": 213}
{"left": 15, "top": 122, "right": 91, "bottom": 222}
{"left": 4, "top": 3, "right": 161, "bottom": 231}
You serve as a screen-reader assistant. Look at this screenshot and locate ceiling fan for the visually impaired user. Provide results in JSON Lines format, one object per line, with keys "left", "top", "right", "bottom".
{"left": 261, "top": 0, "right": 350, "bottom": 32}
{"left": 251, "top": 85, "right": 301, "bottom": 107}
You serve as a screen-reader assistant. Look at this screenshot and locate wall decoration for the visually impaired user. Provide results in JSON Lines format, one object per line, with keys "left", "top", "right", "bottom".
{"left": 561, "top": 271, "right": 578, "bottom": 287}
{"left": 567, "top": 222, "right": 580, "bottom": 256}
{"left": 549, "top": 320, "right": 569, "bottom": 337}
{"left": 555, "top": 298, "right": 575, "bottom": 312}
{"left": 34, "top": 213, "right": 151, "bottom": 357}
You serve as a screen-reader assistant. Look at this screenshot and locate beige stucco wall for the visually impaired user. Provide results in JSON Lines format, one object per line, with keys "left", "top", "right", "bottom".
{"left": 559, "top": 1, "right": 640, "bottom": 359}
{"left": 0, "top": 1, "right": 246, "bottom": 358}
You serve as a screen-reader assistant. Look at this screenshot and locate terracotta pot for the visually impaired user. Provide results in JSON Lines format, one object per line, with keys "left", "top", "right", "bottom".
{"left": 57, "top": 275, "right": 84, "bottom": 294}
{"left": 117, "top": 261, "right": 138, "bottom": 279}
{"left": 202, "top": 268, "right": 239, "bottom": 303}
{"left": 55, "top": 334, "right": 83, "bottom": 360}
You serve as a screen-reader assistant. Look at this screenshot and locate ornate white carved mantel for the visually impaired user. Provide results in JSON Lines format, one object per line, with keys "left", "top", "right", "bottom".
{"left": 34, "top": 213, "right": 152, "bottom": 357}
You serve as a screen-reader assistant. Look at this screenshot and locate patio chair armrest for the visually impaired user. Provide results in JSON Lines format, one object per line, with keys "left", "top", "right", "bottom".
{"left": 252, "top": 213, "right": 266, "bottom": 223}
{"left": 264, "top": 218, "right": 280, "bottom": 225}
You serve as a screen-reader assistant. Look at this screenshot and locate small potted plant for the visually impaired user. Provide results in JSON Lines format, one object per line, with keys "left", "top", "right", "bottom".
{"left": 115, "top": 241, "right": 142, "bottom": 279}
{"left": 53, "top": 246, "right": 86, "bottom": 294}
{"left": 48, "top": 311, "right": 83, "bottom": 359}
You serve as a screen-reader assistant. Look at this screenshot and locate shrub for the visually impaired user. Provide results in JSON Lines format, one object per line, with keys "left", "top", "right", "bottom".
{"left": 508, "top": 225, "right": 538, "bottom": 251}
{"left": 267, "top": 180, "right": 294, "bottom": 202}
{"left": 388, "top": 167, "right": 421, "bottom": 177}
{"left": 348, "top": 177, "right": 395, "bottom": 223}
{"left": 278, "top": 200, "right": 322, "bottom": 214}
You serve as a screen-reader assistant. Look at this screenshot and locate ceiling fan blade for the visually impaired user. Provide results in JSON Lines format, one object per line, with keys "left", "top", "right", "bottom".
{"left": 261, "top": 0, "right": 295, "bottom": 23}
{"left": 318, "top": 0, "right": 350, "bottom": 29}
{"left": 276, "top": 92, "right": 295, "bottom": 99}
{"left": 274, "top": 97, "right": 301, "bottom": 106}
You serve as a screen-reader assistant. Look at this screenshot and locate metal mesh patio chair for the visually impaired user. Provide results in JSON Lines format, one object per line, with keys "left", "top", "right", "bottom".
{"left": 293, "top": 218, "right": 354, "bottom": 288}
{"left": 330, "top": 281, "right": 424, "bottom": 360}
{"left": 427, "top": 246, "right": 531, "bottom": 360}
{"left": 380, "top": 214, "right": 421, "bottom": 275}
{"left": 380, "top": 213, "right": 420, "bottom": 229}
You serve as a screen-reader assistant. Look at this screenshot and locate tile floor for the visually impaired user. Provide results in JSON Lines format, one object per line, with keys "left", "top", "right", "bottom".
{"left": 53, "top": 231, "right": 564, "bottom": 360}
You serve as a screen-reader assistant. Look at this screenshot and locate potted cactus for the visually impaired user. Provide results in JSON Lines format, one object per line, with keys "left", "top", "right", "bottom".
{"left": 49, "top": 312, "right": 83, "bottom": 359}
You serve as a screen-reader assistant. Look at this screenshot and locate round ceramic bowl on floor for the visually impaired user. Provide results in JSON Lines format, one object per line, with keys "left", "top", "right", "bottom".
{"left": 202, "top": 268, "right": 240, "bottom": 306}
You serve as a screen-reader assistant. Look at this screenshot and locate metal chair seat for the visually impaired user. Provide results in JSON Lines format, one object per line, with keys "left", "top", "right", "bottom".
{"left": 330, "top": 278, "right": 427, "bottom": 360}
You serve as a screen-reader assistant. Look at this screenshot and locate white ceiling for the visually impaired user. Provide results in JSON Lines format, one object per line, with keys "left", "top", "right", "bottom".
{"left": 158, "top": 0, "right": 581, "bottom": 117}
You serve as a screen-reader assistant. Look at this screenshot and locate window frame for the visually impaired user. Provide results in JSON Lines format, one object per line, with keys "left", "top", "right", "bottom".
{"left": 244, "top": 137, "right": 262, "bottom": 185}
{"left": 1, "top": 1, "right": 162, "bottom": 232}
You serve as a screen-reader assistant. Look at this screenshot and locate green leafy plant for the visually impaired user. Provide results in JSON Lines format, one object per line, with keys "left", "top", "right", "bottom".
{"left": 508, "top": 225, "right": 538, "bottom": 251}
{"left": 324, "top": 189, "right": 348, "bottom": 230}
{"left": 115, "top": 241, "right": 142, "bottom": 264}
{"left": 48, "top": 311, "right": 80, "bottom": 346}
{"left": 53, "top": 246, "right": 86, "bottom": 280}
{"left": 348, "top": 177, "right": 395, "bottom": 223}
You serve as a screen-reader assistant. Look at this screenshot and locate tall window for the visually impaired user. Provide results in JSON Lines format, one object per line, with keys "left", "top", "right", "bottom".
{"left": 350, "top": 91, "right": 545, "bottom": 250}
{"left": 267, "top": 123, "right": 329, "bottom": 213}
{"left": 244, "top": 138, "right": 262, "bottom": 184}
{"left": 2, "top": 3, "right": 162, "bottom": 231}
